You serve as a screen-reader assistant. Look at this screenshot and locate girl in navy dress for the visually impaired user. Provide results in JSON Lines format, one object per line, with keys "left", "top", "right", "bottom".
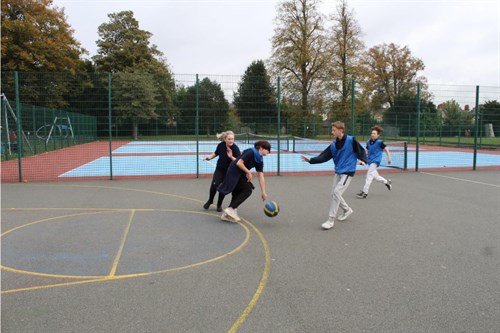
{"left": 203, "top": 131, "right": 241, "bottom": 212}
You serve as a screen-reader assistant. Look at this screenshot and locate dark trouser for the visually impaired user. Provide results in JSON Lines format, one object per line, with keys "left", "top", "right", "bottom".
{"left": 208, "top": 169, "right": 227, "bottom": 207}
{"left": 228, "top": 176, "right": 254, "bottom": 209}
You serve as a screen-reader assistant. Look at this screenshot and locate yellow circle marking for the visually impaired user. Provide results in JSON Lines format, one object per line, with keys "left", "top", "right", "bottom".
{"left": 1, "top": 209, "right": 250, "bottom": 281}
{"left": 1, "top": 184, "right": 272, "bottom": 333}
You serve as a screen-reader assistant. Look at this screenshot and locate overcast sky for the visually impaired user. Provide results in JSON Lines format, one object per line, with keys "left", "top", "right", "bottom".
{"left": 53, "top": 0, "right": 499, "bottom": 90}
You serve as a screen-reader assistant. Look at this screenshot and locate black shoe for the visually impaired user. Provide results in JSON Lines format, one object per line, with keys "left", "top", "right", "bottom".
{"left": 216, "top": 206, "right": 222, "bottom": 212}
{"left": 356, "top": 191, "right": 367, "bottom": 199}
{"left": 203, "top": 201, "right": 212, "bottom": 209}
{"left": 385, "top": 179, "right": 392, "bottom": 191}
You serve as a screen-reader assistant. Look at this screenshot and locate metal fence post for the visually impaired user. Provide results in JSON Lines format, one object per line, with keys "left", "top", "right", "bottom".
{"left": 108, "top": 72, "right": 113, "bottom": 180}
{"left": 277, "top": 77, "right": 281, "bottom": 176}
{"left": 351, "top": 79, "right": 355, "bottom": 135}
{"left": 15, "top": 71, "right": 23, "bottom": 182}
{"left": 415, "top": 82, "right": 421, "bottom": 172}
{"left": 196, "top": 74, "right": 199, "bottom": 178}
{"left": 473, "top": 85, "right": 479, "bottom": 170}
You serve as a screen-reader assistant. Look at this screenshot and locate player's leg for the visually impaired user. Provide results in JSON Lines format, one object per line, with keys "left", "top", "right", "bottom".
{"left": 371, "top": 166, "right": 391, "bottom": 190}
{"left": 362, "top": 163, "right": 377, "bottom": 194}
{"left": 204, "top": 171, "right": 219, "bottom": 209}
{"left": 213, "top": 170, "right": 226, "bottom": 212}
{"left": 322, "top": 174, "right": 351, "bottom": 229}
{"left": 225, "top": 178, "right": 252, "bottom": 221}
{"left": 334, "top": 174, "right": 353, "bottom": 220}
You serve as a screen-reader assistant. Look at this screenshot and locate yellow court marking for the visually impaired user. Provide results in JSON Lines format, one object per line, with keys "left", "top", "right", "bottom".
{"left": 109, "top": 209, "right": 135, "bottom": 277}
{"left": 2, "top": 183, "right": 272, "bottom": 333}
{"left": 1, "top": 209, "right": 251, "bottom": 287}
{"left": 1, "top": 210, "right": 117, "bottom": 238}
{"left": 23, "top": 183, "right": 206, "bottom": 204}
{"left": 227, "top": 218, "right": 271, "bottom": 333}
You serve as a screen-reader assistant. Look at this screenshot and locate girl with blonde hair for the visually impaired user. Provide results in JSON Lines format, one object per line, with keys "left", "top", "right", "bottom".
{"left": 203, "top": 131, "right": 241, "bottom": 211}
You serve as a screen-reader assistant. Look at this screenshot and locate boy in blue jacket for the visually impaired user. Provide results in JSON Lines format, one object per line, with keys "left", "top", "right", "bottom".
{"left": 302, "top": 121, "right": 367, "bottom": 230}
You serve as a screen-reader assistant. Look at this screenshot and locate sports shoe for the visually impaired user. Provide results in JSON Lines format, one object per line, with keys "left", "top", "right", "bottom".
{"left": 385, "top": 179, "right": 392, "bottom": 191}
{"left": 338, "top": 207, "right": 353, "bottom": 221}
{"left": 224, "top": 207, "right": 241, "bottom": 222}
{"left": 321, "top": 220, "right": 335, "bottom": 230}
{"left": 221, "top": 212, "right": 237, "bottom": 223}
{"left": 216, "top": 206, "right": 222, "bottom": 212}
{"left": 356, "top": 191, "right": 367, "bottom": 199}
{"left": 203, "top": 201, "right": 212, "bottom": 209}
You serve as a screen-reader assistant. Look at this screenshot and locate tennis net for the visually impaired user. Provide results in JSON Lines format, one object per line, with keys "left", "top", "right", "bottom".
{"left": 234, "top": 133, "right": 407, "bottom": 170}
{"left": 234, "top": 133, "right": 292, "bottom": 151}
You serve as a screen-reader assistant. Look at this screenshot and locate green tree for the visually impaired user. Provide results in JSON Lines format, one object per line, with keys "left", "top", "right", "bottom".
{"left": 177, "top": 78, "right": 229, "bottom": 135}
{"left": 383, "top": 94, "right": 438, "bottom": 137}
{"left": 93, "top": 11, "right": 163, "bottom": 73}
{"left": 269, "top": 0, "right": 330, "bottom": 114}
{"left": 479, "top": 100, "right": 500, "bottom": 137}
{"left": 93, "top": 11, "right": 175, "bottom": 137}
{"left": 233, "top": 60, "right": 276, "bottom": 134}
{"left": 1, "top": 0, "right": 86, "bottom": 107}
{"left": 113, "top": 72, "right": 159, "bottom": 139}
{"left": 441, "top": 100, "right": 472, "bottom": 137}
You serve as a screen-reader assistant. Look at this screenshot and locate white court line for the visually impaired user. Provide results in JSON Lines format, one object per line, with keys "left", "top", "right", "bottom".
{"left": 420, "top": 172, "right": 500, "bottom": 188}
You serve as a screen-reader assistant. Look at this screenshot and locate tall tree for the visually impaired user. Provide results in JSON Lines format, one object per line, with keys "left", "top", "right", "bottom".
{"left": 233, "top": 60, "right": 276, "bottom": 133}
{"left": 93, "top": 11, "right": 176, "bottom": 137}
{"left": 440, "top": 99, "right": 472, "bottom": 136}
{"left": 269, "top": 0, "right": 330, "bottom": 113}
{"left": 1, "top": 0, "right": 86, "bottom": 107}
{"left": 326, "top": 0, "right": 365, "bottom": 119}
{"left": 360, "top": 43, "right": 426, "bottom": 109}
{"left": 177, "top": 78, "right": 229, "bottom": 135}
{"left": 113, "top": 71, "right": 159, "bottom": 139}
{"left": 93, "top": 11, "right": 164, "bottom": 73}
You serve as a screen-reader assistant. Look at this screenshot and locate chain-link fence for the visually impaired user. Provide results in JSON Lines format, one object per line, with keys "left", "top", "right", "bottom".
{"left": 1, "top": 71, "right": 499, "bottom": 182}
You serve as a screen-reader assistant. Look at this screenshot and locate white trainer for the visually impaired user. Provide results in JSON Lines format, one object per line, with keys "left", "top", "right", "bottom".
{"left": 321, "top": 220, "right": 335, "bottom": 230}
{"left": 221, "top": 212, "right": 237, "bottom": 223}
{"left": 338, "top": 207, "right": 353, "bottom": 221}
{"left": 224, "top": 208, "right": 241, "bottom": 222}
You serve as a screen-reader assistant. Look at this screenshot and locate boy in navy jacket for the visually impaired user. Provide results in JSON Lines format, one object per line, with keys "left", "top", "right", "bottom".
{"left": 302, "top": 121, "right": 367, "bottom": 230}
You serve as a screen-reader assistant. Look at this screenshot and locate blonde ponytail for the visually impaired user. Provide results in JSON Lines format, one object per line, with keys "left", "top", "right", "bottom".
{"left": 216, "top": 130, "right": 235, "bottom": 141}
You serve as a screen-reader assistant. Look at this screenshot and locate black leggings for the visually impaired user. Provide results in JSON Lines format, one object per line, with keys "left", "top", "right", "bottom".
{"left": 207, "top": 169, "right": 227, "bottom": 207}
{"left": 228, "top": 176, "right": 254, "bottom": 209}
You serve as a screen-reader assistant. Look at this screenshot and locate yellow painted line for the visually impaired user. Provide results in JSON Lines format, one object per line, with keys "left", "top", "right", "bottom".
{"left": 1, "top": 211, "right": 116, "bottom": 237}
{"left": 1, "top": 209, "right": 252, "bottom": 293}
{"left": 108, "top": 209, "right": 135, "bottom": 277}
{"left": 227, "top": 219, "right": 271, "bottom": 333}
{"left": 1, "top": 278, "right": 109, "bottom": 295}
{"left": 114, "top": 220, "right": 252, "bottom": 279}
{"left": 18, "top": 183, "right": 206, "bottom": 204}
{"left": 3, "top": 183, "right": 273, "bottom": 331}
{"left": 0, "top": 265, "right": 104, "bottom": 280}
